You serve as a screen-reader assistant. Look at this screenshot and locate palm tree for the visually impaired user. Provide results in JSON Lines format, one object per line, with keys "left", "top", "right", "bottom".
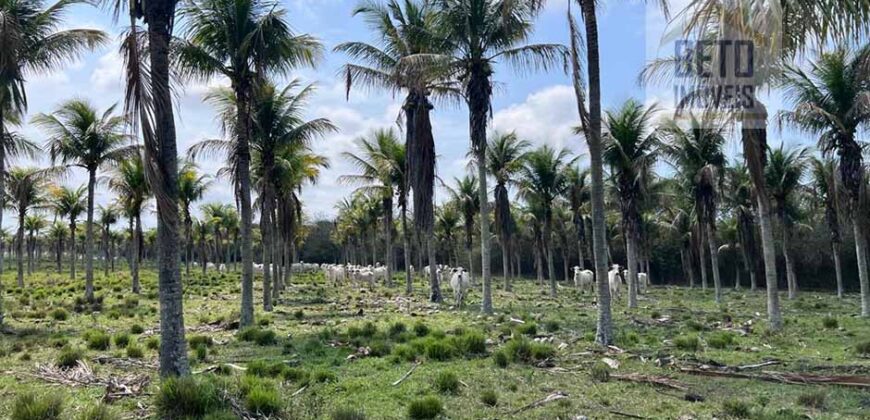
{"left": 448, "top": 175, "right": 479, "bottom": 285}
{"left": 176, "top": 0, "right": 322, "bottom": 327}
{"left": 33, "top": 99, "right": 132, "bottom": 302}
{"left": 49, "top": 185, "right": 86, "bottom": 280}
{"left": 435, "top": 0, "right": 566, "bottom": 314}
{"left": 725, "top": 163, "right": 759, "bottom": 291}
{"left": 193, "top": 217, "right": 210, "bottom": 275}
{"left": 108, "top": 155, "right": 151, "bottom": 294}
{"left": 341, "top": 129, "right": 404, "bottom": 289}
{"left": 435, "top": 203, "right": 461, "bottom": 265}
{"left": 5, "top": 167, "right": 51, "bottom": 287}
{"left": 47, "top": 221, "right": 67, "bottom": 273}
{"left": 660, "top": 113, "right": 727, "bottom": 303}
{"left": 23, "top": 214, "right": 46, "bottom": 274}
{"left": 810, "top": 157, "right": 844, "bottom": 298}
{"left": 564, "top": 165, "right": 590, "bottom": 273}
{"left": 517, "top": 145, "right": 572, "bottom": 297}
{"left": 602, "top": 99, "right": 659, "bottom": 309}
{"left": 780, "top": 46, "right": 870, "bottom": 313}
{"left": 98, "top": 204, "right": 119, "bottom": 276}
{"left": 178, "top": 161, "right": 210, "bottom": 275}
{"left": 765, "top": 144, "right": 808, "bottom": 300}
{"left": 337, "top": 0, "right": 457, "bottom": 303}
{"left": 0, "top": 0, "right": 105, "bottom": 283}
{"left": 486, "top": 132, "right": 527, "bottom": 290}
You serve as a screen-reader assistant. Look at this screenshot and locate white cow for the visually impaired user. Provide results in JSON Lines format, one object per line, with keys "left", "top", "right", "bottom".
{"left": 373, "top": 264, "right": 388, "bottom": 285}
{"left": 608, "top": 264, "right": 622, "bottom": 298}
{"left": 449, "top": 267, "right": 470, "bottom": 308}
{"left": 573, "top": 267, "right": 594, "bottom": 292}
{"left": 638, "top": 272, "right": 648, "bottom": 290}
{"left": 218, "top": 263, "right": 227, "bottom": 273}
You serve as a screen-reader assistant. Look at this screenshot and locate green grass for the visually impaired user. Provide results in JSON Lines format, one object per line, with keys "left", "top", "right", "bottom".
{"left": 1, "top": 267, "right": 869, "bottom": 419}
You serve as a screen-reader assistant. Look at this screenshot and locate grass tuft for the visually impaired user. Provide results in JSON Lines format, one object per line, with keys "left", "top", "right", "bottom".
{"left": 11, "top": 392, "right": 64, "bottom": 420}
{"left": 407, "top": 396, "right": 443, "bottom": 420}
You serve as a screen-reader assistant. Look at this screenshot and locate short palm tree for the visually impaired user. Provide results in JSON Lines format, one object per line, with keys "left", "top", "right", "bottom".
{"left": 33, "top": 99, "right": 132, "bottom": 301}
{"left": 517, "top": 145, "right": 573, "bottom": 297}
{"left": 448, "top": 175, "right": 479, "bottom": 285}
{"left": 486, "top": 132, "right": 527, "bottom": 290}
{"left": 5, "top": 167, "right": 52, "bottom": 287}
{"left": 49, "top": 185, "right": 86, "bottom": 280}
{"left": 660, "top": 113, "right": 727, "bottom": 303}
{"left": 176, "top": 0, "right": 322, "bottom": 327}
{"left": 178, "top": 161, "right": 211, "bottom": 275}
{"left": 97, "top": 204, "right": 119, "bottom": 276}
{"left": 780, "top": 46, "right": 870, "bottom": 314}
{"left": 434, "top": 0, "right": 566, "bottom": 313}
{"left": 23, "top": 214, "right": 45, "bottom": 274}
{"left": 602, "top": 99, "right": 660, "bottom": 309}
{"left": 47, "top": 220, "right": 67, "bottom": 273}
{"left": 108, "top": 155, "right": 151, "bottom": 293}
{"left": 765, "top": 145, "right": 808, "bottom": 299}
{"left": 810, "top": 157, "right": 844, "bottom": 297}
{"left": 337, "top": 0, "right": 457, "bottom": 303}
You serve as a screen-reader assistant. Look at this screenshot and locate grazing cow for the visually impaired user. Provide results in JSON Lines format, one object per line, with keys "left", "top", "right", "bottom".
{"left": 573, "top": 267, "right": 594, "bottom": 292}
{"left": 254, "top": 263, "right": 264, "bottom": 273}
{"left": 449, "top": 267, "right": 470, "bottom": 308}
{"left": 638, "top": 272, "right": 648, "bottom": 290}
{"left": 373, "top": 264, "right": 388, "bottom": 285}
{"left": 218, "top": 263, "right": 227, "bottom": 273}
{"left": 608, "top": 264, "right": 622, "bottom": 298}
{"left": 206, "top": 262, "right": 216, "bottom": 270}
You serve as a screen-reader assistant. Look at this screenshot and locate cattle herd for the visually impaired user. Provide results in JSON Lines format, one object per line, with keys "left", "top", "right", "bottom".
{"left": 573, "top": 265, "right": 649, "bottom": 298}
{"left": 321, "top": 263, "right": 471, "bottom": 307}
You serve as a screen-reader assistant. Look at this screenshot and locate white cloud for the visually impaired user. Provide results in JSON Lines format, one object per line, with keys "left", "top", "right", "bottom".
{"left": 492, "top": 85, "right": 586, "bottom": 156}
{"left": 90, "top": 51, "right": 123, "bottom": 92}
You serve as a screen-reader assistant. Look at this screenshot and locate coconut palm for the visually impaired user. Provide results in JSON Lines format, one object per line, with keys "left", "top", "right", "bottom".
{"left": 780, "top": 46, "right": 870, "bottom": 313}
{"left": 564, "top": 165, "right": 590, "bottom": 271}
{"left": 765, "top": 144, "right": 808, "bottom": 299}
{"left": 49, "top": 185, "right": 86, "bottom": 279}
{"left": 660, "top": 113, "right": 727, "bottom": 303}
{"left": 434, "top": 0, "right": 566, "bottom": 314}
{"left": 486, "top": 132, "right": 527, "bottom": 290}
{"left": 107, "top": 155, "right": 151, "bottom": 294}
{"left": 23, "top": 214, "right": 45, "bottom": 274}
{"left": 725, "top": 162, "right": 759, "bottom": 291}
{"left": 448, "top": 175, "right": 479, "bottom": 285}
{"left": 435, "top": 203, "right": 461, "bottom": 265}
{"left": 98, "top": 204, "right": 119, "bottom": 276}
{"left": 47, "top": 221, "right": 67, "bottom": 273}
{"left": 517, "top": 145, "right": 573, "bottom": 297}
{"left": 5, "top": 167, "right": 52, "bottom": 287}
{"left": 602, "top": 99, "right": 660, "bottom": 309}
{"left": 810, "top": 157, "right": 844, "bottom": 298}
{"left": 337, "top": 0, "right": 457, "bottom": 303}
{"left": 33, "top": 99, "right": 132, "bottom": 302}
{"left": 176, "top": 0, "right": 322, "bottom": 327}
{"left": 178, "top": 161, "right": 210, "bottom": 275}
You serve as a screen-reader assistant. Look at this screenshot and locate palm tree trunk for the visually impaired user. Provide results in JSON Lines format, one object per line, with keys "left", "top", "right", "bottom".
{"left": 781, "top": 222, "right": 797, "bottom": 299}
{"left": 84, "top": 170, "right": 97, "bottom": 301}
{"left": 69, "top": 220, "right": 77, "bottom": 280}
{"left": 832, "top": 242, "right": 843, "bottom": 298}
{"left": 184, "top": 207, "right": 192, "bottom": 276}
{"left": 743, "top": 122, "right": 782, "bottom": 330}
{"left": 707, "top": 222, "right": 722, "bottom": 303}
{"left": 57, "top": 237, "right": 63, "bottom": 273}
{"left": 132, "top": 214, "right": 142, "bottom": 294}
{"left": 852, "top": 218, "right": 869, "bottom": 316}
{"left": 561, "top": 243, "right": 569, "bottom": 283}
{"left": 574, "top": 0, "right": 612, "bottom": 345}
{"left": 427, "top": 236, "right": 440, "bottom": 302}
{"left": 233, "top": 80, "right": 256, "bottom": 328}
{"left": 545, "top": 218, "right": 557, "bottom": 297}
{"left": 262, "top": 198, "right": 273, "bottom": 312}
{"left": 626, "top": 227, "right": 638, "bottom": 309}
{"left": 383, "top": 196, "right": 393, "bottom": 287}
{"left": 102, "top": 224, "right": 109, "bottom": 277}
{"left": 501, "top": 236, "right": 511, "bottom": 291}
{"left": 698, "top": 226, "right": 708, "bottom": 290}
{"left": 468, "top": 77, "right": 493, "bottom": 313}
{"left": 16, "top": 212, "right": 24, "bottom": 287}
{"left": 734, "top": 260, "right": 741, "bottom": 290}
{"left": 402, "top": 203, "right": 412, "bottom": 295}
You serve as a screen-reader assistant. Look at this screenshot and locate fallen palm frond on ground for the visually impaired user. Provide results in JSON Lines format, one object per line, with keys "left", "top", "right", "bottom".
{"left": 512, "top": 390, "right": 569, "bottom": 414}
{"left": 23, "top": 361, "right": 150, "bottom": 401}
{"left": 611, "top": 373, "right": 689, "bottom": 391}
{"left": 679, "top": 366, "right": 870, "bottom": 388}
{"left": 92, "top": 355, "right": 158, "bottom": 370}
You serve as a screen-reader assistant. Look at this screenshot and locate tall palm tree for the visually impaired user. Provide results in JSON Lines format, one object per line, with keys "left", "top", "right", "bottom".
{"left": 780, "top": 46, "right": 870, "bottom": 313}
{"left": 660, "top": 113, "right": 727, "bottom": 303}
{"left": 47, "top": 220, "right": 67, "bottom": 273}
{"left": 23, "top": 214, "right": 45, "bottom": 274}
{"left": 448, "top": 175, "right": 479, "bottom": 285}
{"left": 486, "top": 132, "right": 527, "bottom": 291}
{"left": 341, "top": 129, "right": 404, "bottom": 289}
{"left": 0, "top": 0, "right": 105, "bottom": 283}
{"left": 34, "top": 99, "right": 132, "bottom": 302}
{"left": 337, "top": 0, "right": 457, "bottom": 303}
{"left": 602, "top": 99, "right": 659, "bottom": 309}
{"left": 435, "top": 0, "right": 566, "bottom": 314}
{"left": 435, "top": 203, "right": 461, "bottom": 265}
{"left": 517, "top": 145, "right": 572, "bottom": 297}
{"left": 49, "top": 185, "right": 86, "bottom": 280}
{"left": 564, "top": 165, "right": 590, "bottom": 272}
{"left": 178, "top": 161, "right": 210, "bottom": 275}
{"left": 765, "top": 144, "right": 808, "bottom": 300}
{"left": 176, "top": 0, "right": 322, "bottom": 327}
{"left": 5, "top": 167, "right": 51, "bottom": 287}
{"left": 810, "top": 157, "right": 844, "bottom": 298}
{"left": 725, "top": 163, "right": 759, "bottom": 291}
{"left": 107, "top": 155, "right": 151, "bottom": 294}
{"left": 97, "top": 204, "right": 119, "bottom": 276}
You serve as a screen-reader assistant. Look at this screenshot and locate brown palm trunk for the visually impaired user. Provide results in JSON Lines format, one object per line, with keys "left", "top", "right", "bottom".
{"left": 544, "top": 217, "right": 557, "bottom": 297}
{"left": 233, "top": 79, "right": 256, "bottom": 328}
{"left": 781, "top": 219, "right": 797, "bottom": 299}
{"left": 69, "top": 220, "right": 77, "bottom": 280}
{"left": 262, "top": 197, "right": 273, "bottom": 312}
{"left": 707, "top": 222, "right": 722, "bottom": 303}
{"left": 383, "top": 196, "right": 393, "bottom": 287}
{"left": 402, "top": 203, "right": 412, "bottom": 295}
{"left": 832, "top": 242, "right": 843, "bottom": 298}
{"left": 132, "top": 213, "right": 141, "bottom": 294}
{"left": 84, "top": 170, "right": 96, "bottom": 301}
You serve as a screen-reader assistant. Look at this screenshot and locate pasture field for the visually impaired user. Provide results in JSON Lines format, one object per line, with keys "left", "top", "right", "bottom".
{"left": 1, "top": 267, "right": 869, "bottom": 419}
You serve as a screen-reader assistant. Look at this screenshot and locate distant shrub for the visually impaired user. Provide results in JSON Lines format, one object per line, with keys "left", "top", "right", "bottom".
{"left": 130, "top": 324, "right": 145, "bottom": 334}
{"left": 84, "top": 330, "right": 111, "bottom": 351}
{"left": 50, "top": 308, "right": 68, "bottom": 321}
{"left": 454, "top": 331, "right": 486, "bottom": 356}
{"left": 707, "top": 331, "right": 736, "bottom": 349}
{"left": 407, "top": 396, "right": 443, "bottom": 420}
{"left": 686, "top": 320, "right": 706, "bottom": 331}
{"left": 114, "top": 333, "right": 130, "bottom": 348}
{"left": 590, "top": 361, "right": 611, "bottom": 382}
{"left": 480, "top": 389, "right": 498, "bottom": 407}
{"left": 189, "top": 335, "right": 214, "bottom": 349}
{"left": 650, "top": 311, "right": 662, "bottom": 319}
{"left": 154, "top": 376, "right": 224, "bottom": 418}
{"left": 721, "top": 399, "right": 751, "bottom": 418}
{"left": 247, "top": 360, "right": 288, "bottom": 378}
{"left": 56, "top": 346, "right": 84, "bottom": 369}
{"left": 543, "top": 320, "right": 560, "bottom": 332}
{"left": 330, "top": 408, "right": 366, "bottom": 420}
{"left": 145, "top": 337, "right": 160, "bottom": 350}
{"left": 392, "top": 344, "right": 418, "bottom": 362}
{"left": 77, "top": 403, "right": 119, "bottom": 420}
{"left": 361, "top": 322, "right": 378, "bottom": 338}
{"left": 126, "top": 344, "right": 144, "bottom": 359}
{"left": 425, "top": 338, "right": 457, "bottom": 361}
{"left": 389, "top": 322, "right": 407, "bottom": 337}
{"left": 311, "top": 368, "right": 337, "bottom": 383}
{"left": 11, "top": 392, "right": 64, "bottom": 420}
{"left": 238, "top": 328, "right": 277, "bottom": 346}
{"left": 797, "top": 391, "right": 826, "bottom": 409}
{"left": 257, "top": 317, "right": 271, "bottom": 326}
{"left": 281, "top": 367, "right": 308, "bottom": 384}
{"left": 433, "top": 371, "right": 459, "bottom": 394}
{"left": 492, "top": 350, "right": 509, "bottom": 368}
{"left": 244, "top": 384, "right": 282, "bottom": 416}
{"left": 821, "top": 317, "right": 838, "bottom": 329}
{"left": 195, "top": 344, "right": 208, "bottom": 361}
{"left": 515, "top": 323, "right": 537, "bottom": 336}
{"left": 369, "top": 340, "right": 392, "bottom": 357}
{"left": 413, "top": 322, "right": 430, "bottom": 337}
{"left": 674, "top": 334, "right": 700, "bottom": 352}
{"left": 503, "top": 337, "right": 554, "bottom": 363}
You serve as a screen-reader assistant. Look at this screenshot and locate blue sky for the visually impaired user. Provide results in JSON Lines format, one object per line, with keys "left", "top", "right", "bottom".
{"left": 13, "top": 0, "right": 807, "bottom": 229}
